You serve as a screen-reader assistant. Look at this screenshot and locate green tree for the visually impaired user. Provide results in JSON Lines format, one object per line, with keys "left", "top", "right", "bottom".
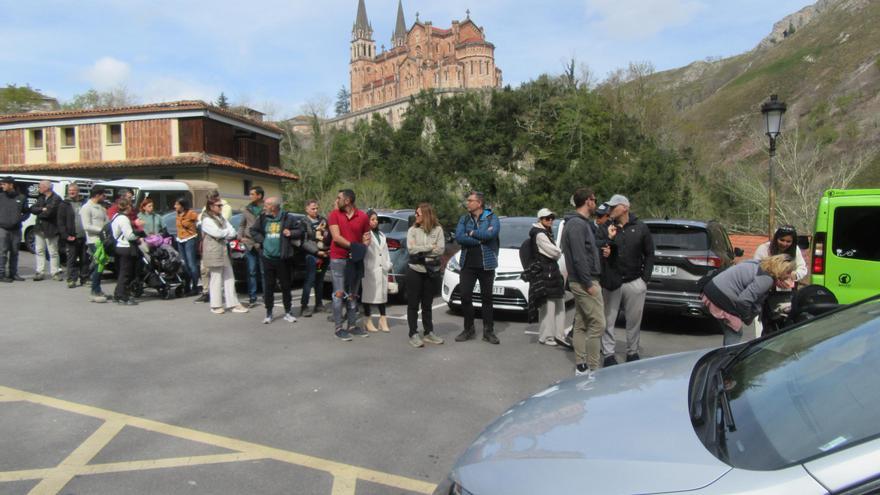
{"left": 335, "top": 86, "right": 351, "bottom": 116}
{"left": 63, "top": 87, "right": 137, "bottom": 110}
{"left": 0, "top": 84, "right": 53, "bottom": 114}
{"left": 216, "top": 92, "right": 230, "bottom": 108}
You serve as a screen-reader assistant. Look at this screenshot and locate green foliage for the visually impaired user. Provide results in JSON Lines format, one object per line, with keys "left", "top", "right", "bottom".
{"left": 62, "top": 87, "right": 137, "bottom": 110}
{"left": 0, "top": 84, "right": 51, "bottom": 114}
{"left": 216, "top": 92, "right": 230, "bottom": 108}
{"left": 285, "top": 78, "right": 691, "bottom": 228}
{"left": 335, "top": 86, "right": 351, "bottom": 116}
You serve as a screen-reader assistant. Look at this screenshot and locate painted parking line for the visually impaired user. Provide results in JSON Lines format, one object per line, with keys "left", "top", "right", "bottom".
{"left": 0, "top": 385, "right": 436, "bottom": 495}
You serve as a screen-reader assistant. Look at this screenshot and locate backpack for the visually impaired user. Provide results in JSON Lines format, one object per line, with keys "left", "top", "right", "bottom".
{"left": 519, "top": 234, "right": 538, "bottom": 282}
{"left": 99, "top": 214, "right": 121, "bottom": 255}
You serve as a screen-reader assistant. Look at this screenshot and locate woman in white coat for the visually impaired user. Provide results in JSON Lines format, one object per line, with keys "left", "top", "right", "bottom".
{"left": 362, "top": 210, "right": 392, "bottom": 332}
{"left": 201, "top": 198, "right": 249, "bottom": 315}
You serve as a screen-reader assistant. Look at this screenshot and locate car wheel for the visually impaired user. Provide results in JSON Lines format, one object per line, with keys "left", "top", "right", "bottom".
{"left": 24, "top": 228, "right": 35, "bottom": 253}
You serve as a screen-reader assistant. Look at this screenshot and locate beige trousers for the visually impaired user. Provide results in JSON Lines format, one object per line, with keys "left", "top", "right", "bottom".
{"left": 570, "top": 281, "right": 605, "bottom": 370}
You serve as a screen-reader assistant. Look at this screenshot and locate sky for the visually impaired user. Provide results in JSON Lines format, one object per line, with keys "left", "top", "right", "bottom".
{"left": 2, "top": 0, "right": 815, "bottom": 119}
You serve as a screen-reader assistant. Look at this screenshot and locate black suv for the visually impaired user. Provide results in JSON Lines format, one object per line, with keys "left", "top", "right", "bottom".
{"left": 643, "top": 219, "right": 743, "bottom": 317}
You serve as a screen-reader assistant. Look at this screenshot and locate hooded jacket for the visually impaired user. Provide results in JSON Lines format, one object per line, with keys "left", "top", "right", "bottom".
{"left": 455, "top": 208, "right": 500, "bottom": 270}
{"left": 560, "top": 212, "right": 601, "bottom": 287}
{"left": 0, "top": 190, "right": 29, "bottom": 230}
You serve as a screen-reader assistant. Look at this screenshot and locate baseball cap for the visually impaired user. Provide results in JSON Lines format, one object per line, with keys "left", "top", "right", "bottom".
{"left": 537, "top": 208, "right": 556, "bottom": 219}
{"left": 595, "top": 203, "right": 610, "bottom": 216}
{"left": 606, "top": 194, "right": 630, "bottom": 207}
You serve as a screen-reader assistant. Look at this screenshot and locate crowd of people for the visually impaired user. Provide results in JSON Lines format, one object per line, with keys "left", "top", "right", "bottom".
{"left": 0, "top": 176, "right": 801, "bottom": 376}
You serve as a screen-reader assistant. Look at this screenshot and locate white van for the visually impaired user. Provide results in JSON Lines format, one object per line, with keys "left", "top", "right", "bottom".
{"left": 5, "top": 174, "right": 94, "bottom": 252}
{"left": 92, "top": 179, "right": 219, "bottom": 214}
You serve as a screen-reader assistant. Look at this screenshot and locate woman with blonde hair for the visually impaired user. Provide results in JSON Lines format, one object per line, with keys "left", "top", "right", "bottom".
{"left": 201, "top": 198, "right": 249, "bottom": 315}
{"left": 405, "top": 203, "right": 445, "bottom": 348}
{"left": 701, "top": 254, "right": 795, "bottom": 346}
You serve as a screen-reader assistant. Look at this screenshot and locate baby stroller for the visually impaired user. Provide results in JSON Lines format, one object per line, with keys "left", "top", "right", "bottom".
{"left": 761, "top": 284, "right": 840, "bottom": 336}
{"left": 130, "top": 235, "right": 188, "bottom": 299}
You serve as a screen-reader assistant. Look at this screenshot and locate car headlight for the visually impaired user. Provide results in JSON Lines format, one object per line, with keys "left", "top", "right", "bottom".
{"left": 447, "top": 255, "right": 461, "bottom": 273}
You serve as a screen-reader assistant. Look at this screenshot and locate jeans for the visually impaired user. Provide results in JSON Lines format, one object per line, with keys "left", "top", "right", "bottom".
{"left": 178, "top": 237, "right": 199, "bottom": 292}
{"left": 87, "top": 244, "right": 103, "bottom": 295}
{"left": 331, "top": 258, "right": 361, "bottom": 330}
{"left": 34, "top": 231, "right": 60, "bottom": 276}
{"left": 459, "top": 267, "right": 495, "bottom": 331}
{"left": 0, "top": 227, "right": 21, "bottom": 278}
{"left": 262, "top": 256, "right": 292, "bottom": 315}
{"left": 301, "top": 254, "right": 325, "bottom": 308}
{"left": 245, "top": 248, "right": 263, "bottom": 301}
{"left": 65, "top": 237, "right": 88, "bottom": 282}
{"left": 114, "top": 246, "right": 135, "bottom": 301}
{"left": 406, "top": 267, "right": 437, "bottom": 336}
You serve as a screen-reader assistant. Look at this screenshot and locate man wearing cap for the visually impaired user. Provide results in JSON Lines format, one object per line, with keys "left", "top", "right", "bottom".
{"left": 602, "top": 194, "right": 654, "bottom": 365}
{"left": 0, "top": 177, "right": 30, "bottom": 282}
{"left": 560, "top": 188, "right": 605, "bottom": 377}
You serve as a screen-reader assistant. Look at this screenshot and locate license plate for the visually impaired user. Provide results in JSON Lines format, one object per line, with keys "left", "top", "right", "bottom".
{"left": 474, "top": 283, "right": 505, "bottom": 295}
{"left": 652, "top": 265, "right": 678, "bottom": 277}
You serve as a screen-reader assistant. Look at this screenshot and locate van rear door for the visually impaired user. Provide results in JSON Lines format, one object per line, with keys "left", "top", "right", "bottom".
{"left": 826, "top": 200, "right": 880, "bottom": 303}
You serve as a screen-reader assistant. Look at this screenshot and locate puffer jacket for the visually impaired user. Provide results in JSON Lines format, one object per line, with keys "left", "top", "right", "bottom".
{"left": 455, "top": 208, "right": 500, "bottom": 270}
{"left": 526, "top": 225, "right": 565, "bottom": 323}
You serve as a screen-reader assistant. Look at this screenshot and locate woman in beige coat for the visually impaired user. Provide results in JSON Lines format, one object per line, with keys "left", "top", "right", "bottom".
{"left": 201, "top": 198, "right": 248, "bottom": 315}
{"left": 362, "top": 210, "right": 392, "bottom": 332}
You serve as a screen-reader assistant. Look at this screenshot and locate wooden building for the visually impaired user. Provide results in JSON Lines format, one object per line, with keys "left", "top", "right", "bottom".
{"left": 0, "top": 101, "right": 297, "bottom": 208}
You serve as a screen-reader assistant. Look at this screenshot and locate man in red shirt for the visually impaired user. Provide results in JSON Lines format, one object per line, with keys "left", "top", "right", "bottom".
{"left": 328, "top": 189, "right": 372, "bottom": 341}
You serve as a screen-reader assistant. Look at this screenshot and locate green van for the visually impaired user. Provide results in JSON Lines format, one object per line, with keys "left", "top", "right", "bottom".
{"left": 810, "top": 189, "right": 880, "bottom": 303}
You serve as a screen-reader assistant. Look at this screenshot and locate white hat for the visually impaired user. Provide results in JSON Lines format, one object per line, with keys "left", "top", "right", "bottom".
{"left": 537, "top": 208, "right": 556, "bottom": 219}
{"left": 606, "top": 194, "right": 630, "bottom": 207}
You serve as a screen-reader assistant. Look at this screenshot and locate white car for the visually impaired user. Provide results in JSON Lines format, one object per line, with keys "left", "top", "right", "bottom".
{"left": 442, "top": 217, "right": 567, "bottom": 312}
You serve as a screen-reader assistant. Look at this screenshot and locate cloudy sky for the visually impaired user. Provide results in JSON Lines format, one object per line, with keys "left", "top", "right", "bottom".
{"left": 3, "top": 0, "right": 813, "bottom": 118}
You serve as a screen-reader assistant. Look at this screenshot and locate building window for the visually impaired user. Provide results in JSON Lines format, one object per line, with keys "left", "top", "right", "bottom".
{"left": 106, "top": 124, "right": 122, "bottom": 145}
{"left": 243, "top": 180, "right": 252, "bottom": 196}
{"left": 29, "top": 129, "right": 44, "bottom": 149}
{"left": 61, "top": 127, "right": 76, "bottom": 148}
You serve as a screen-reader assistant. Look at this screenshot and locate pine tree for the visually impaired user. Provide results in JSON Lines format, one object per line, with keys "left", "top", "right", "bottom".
{"left": 335, "top": 86, "right": 351, "bottom": 116}
{"left": 216, "top": 92, "right": 230, "bottom": 109}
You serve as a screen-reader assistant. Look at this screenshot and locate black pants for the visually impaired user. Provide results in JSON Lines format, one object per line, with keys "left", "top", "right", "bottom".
{"left": 65, "top": 238, "right": 88, "bottom": 282}
{"left": 114, "top": 246, "right": 136, "bottom": 301}
{"left": 364, "top": 303, "right": 386, "bottom": 316}
{"left": 459, "top": 267, "right": 495, "bottom": 331}
{"left": 262, "top": 256, "right": 292, "bottom": 315}
{"left": 407, "top": 267, "right": 438, "bottom": 336}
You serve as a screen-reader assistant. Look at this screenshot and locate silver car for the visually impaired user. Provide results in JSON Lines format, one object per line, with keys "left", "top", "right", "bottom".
{"left": 435, "top": 296, "right": 880, "bottom": 495}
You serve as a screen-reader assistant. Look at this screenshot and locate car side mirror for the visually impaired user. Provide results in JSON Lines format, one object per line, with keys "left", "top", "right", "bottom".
{"left": 734, "top": 247, "right": 744, "bottom": 257}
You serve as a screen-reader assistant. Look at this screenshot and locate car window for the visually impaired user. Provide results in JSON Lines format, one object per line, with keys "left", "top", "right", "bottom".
{"left": 230, "top": 214, "right": 242, "bottom": 230}
{"left": 648, "top": 225, "right": 709, "bottom": 250}
{"left": 708, "top": 224, "right": 728, "bottom": 256}
{"left": 393, "top": 218, "right": 411, "bottom": 232}
{"left": 376, "top": 216, "right": 397, "bottom": 234}
{"left": 163, "top": 213, "right": 177, "bottom": 235}
{"left": 498, "top": 220, "right": 533, "bottom": 249}
{"left": 720, "top": 298, "right": 880, "bottom": 470}
{"left": 832, "top": 207, "right": 880, "bottom": 262}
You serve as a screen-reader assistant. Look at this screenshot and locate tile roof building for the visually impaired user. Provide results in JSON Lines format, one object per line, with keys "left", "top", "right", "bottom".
{"left": 0, "top": 101, "right": 297, "bottom": 208}
{"left": 332, "top": 0, "right": 502, "bottom": 129}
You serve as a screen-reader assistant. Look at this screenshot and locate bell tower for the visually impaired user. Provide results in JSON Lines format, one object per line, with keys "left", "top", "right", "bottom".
{"left": 351, "top": 0, "right": 375, "bottom": 61}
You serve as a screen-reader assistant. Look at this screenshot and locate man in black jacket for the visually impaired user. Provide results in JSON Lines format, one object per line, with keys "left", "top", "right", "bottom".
{"left": 58, "top": 183, "right": 88, "bottom": 288}
{"left": 601, "top": 194, "right": 654, "bottom": 365}
{"left": 0, "top": 177, "right": 30, "bottom": 282}
{"left": 30, "top": 180, "right": 63, "bottom": 281}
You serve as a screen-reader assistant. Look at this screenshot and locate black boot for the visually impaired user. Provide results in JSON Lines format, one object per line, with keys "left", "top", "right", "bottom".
{"left": 455, "top": 327, "right": 476, "bottom": 342}
{"left": 482, "top": 327, "right": 500, "bottom": 345}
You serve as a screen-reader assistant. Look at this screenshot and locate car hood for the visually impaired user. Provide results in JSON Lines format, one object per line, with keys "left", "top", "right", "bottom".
{"left": 452, "top": 350, "right": 731, "bottom": 495}
{"left": 496, "top": 248, "right": 524, "bottom": 273}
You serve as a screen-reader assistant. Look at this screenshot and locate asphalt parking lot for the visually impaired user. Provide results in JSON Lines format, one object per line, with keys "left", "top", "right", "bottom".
{"left": 0, "top": 257, "right": 735, "bottom": 494}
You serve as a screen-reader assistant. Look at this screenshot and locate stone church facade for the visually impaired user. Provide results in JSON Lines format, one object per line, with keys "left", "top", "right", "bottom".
{"left": 331, "top": 0, "right": 502, "bottom": 129}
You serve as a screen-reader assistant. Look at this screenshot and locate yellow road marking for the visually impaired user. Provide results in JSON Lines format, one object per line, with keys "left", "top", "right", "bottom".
{"left": 0, "top": 385, "right": 437, "bottom": 494}
{"left": 28, "top": 420, "right": 125, "bottom": 495}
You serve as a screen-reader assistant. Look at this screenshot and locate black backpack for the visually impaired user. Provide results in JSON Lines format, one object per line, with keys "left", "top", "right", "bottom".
{"left": 519, "top": 234, "right": 538, "bottom": 282}
{"left": 99, "top": 214, "right": 121, "bottom": 255}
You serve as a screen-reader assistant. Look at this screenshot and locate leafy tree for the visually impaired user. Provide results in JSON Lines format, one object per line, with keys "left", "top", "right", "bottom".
{"left": 63, "top": 87, "right": 137, "bottom": 110}
{"left": 0, "top": 84, "right": 54, "bottom": 114}
{"left": 335, "top": 86, "right": 351, "bottom": 116}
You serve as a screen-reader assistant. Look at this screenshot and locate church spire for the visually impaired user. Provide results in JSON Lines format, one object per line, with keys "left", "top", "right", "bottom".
{"left": 352, "top": 0, "right": 373, "bottom": 41}
{"left": 391, "top": 0, "right": 407, "bottom": 48}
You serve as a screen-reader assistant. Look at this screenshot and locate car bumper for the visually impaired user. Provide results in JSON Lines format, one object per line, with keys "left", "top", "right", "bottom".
{"left": 645, "top": 289, "right": 708, "bottom": 317}
{"left": 441, "top": 270, "right": 528, "bottom": 312}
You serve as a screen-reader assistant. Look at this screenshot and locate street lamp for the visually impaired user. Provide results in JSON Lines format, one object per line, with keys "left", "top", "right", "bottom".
{"left": 761, "top": 94, "right": 787, "bottom": 238}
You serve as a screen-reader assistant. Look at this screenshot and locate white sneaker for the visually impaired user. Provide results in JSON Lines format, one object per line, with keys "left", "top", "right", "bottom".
{"left": 575, "top": 364, "right": 595, "bottom": 378}
{"left": 283, "top": 312, "right": 297, "bottom": 323}
{"left": 263, "top": 315, "right": 273, "bottom": 324}
{"left": 231, "top": 304, "right": 249, "bottom": 313}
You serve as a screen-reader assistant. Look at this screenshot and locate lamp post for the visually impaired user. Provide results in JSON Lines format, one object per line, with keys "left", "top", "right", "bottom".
{"left": 761, "top": 94, "right": 787, "bottom": 239}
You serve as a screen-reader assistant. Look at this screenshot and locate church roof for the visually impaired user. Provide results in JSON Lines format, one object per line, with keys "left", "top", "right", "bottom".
{"left": 353, "top": 0, "right": 371, "bottom": 35}
{"left": 392, "top": 0, "right": 407, "bottom": 45}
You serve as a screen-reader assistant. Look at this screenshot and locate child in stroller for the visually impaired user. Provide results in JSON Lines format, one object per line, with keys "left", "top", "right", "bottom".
{"left": 130, "top": 234, "right": 188, "bottom": 299}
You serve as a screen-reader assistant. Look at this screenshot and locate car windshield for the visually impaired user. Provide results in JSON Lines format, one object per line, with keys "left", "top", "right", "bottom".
{"left": 648, "top": 225, "right": 709, "bottom": 250}
{"left": 717, "top": 297, "right": 880, "bottom": 470}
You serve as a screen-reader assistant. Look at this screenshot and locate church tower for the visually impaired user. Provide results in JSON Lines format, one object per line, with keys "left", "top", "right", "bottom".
{"left": 391, "top": 0, "right": 407, "bottom": 49}
{"left": 350, "top": 0, "right": 375, "bottom": 61}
